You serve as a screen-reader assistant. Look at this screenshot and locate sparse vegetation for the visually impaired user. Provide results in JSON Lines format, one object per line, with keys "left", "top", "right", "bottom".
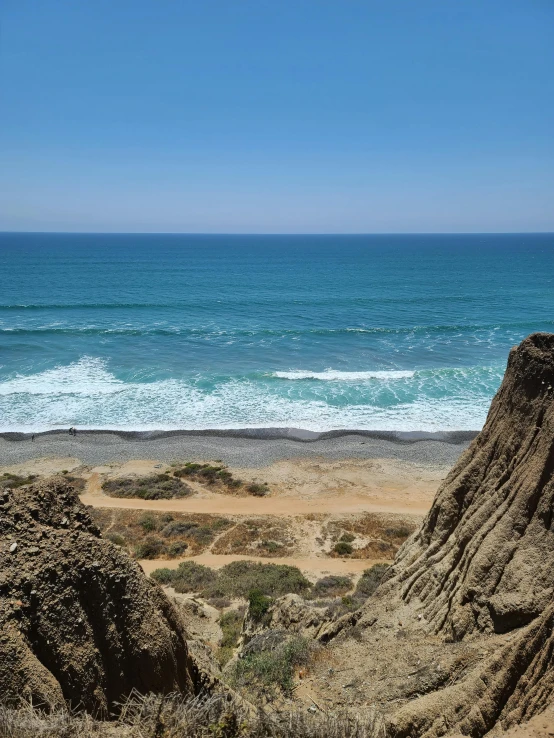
{"left": 229, "top": 635, "right": 312, "bottom": 698}
{"left": 248, "top": 589, "right": 272, "bottom": 622}
{"left": 333, "top": 541, "right": 353, "bottom": 556}
{"left": 353, "top": 563, "right": 390, "bottom": 598}
{"left": 90, "top": 508, "right": 233, "bottom": 558}
{"left": 102, "top": 473, "right": 192, "bottom": 499}
{"left": 152, "top": 560, "right": 310, "bottom": 600}
{"left": 217, "top": 607, "right": 245, "bottom": 666}
{"left": 246, "top": 482, "right": 269, "bottom": 497}
{"left": 0, "top": 693, "right": 385, "bottom": 737}
{"left": 0, "top": 473, "right": 39, "bottom": 489}
{"left": 173, "top": 462, "right": 248, "bottom": 493}
{"left": 310, "top": 575, "right": 353, "bottom": 599}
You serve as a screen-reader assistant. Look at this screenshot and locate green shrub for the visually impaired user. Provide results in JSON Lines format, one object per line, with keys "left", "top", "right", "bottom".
{"left": 150, "top": 567, "right": 176, "bottom": 585}
{"left": 135, "top": 536, "right": 164, "bottom": 559}
{"left": 248, "top": 589, "right": 272, "bottom": 622}
{"left": 229, "top": 636, "right": 311, "bottom": 697}
{"left": 339, "top": 532, "right": 356, "bottom": 543}
{"left": 168, "top": 541, "right": 188, "bottom": 556}
{"left": 247, "top": 483, "right": 269, "bottom": 497}
{"left": 102, "top": 475, "right": 191, "bottom": 499}
{"left": 106, "top": 532, "right": 126, "bottom": 547}
{"left": 139, "top": 514, "right": 157, "bottom": 532}
{"left": 171, "top": 561, "right": 218, "bottom": 593}
{"left": 333, "top": 541, "right": 353, "bottom": 556}
{"left": 310, "top": 575, "right": 352, "bottom": 598}
{"left": 217, "top": 608, "right": 245, "bottom": 666}
{"left": 207, "top": 561, "right": 310, "bottom": 600}
{"left": 354, "top": 563, "right": 390, "bottom": 599}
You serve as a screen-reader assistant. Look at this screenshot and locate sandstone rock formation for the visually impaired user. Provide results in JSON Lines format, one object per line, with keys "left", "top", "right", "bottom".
{"left": 0, "top": 479, "right": 203, "bottom": 713}
{"left": 383, "top": 332, "right": 554, "bottom": 640}
{"left": 300, "top": 334, "right": 554, "bottom": 737}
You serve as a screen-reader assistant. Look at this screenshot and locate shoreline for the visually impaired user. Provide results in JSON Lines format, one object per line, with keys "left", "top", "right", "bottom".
{"left": 0, "top": 426, "right": 478, "bottom": 443}
{"left": 0, "top": 427, "right": 475, "bottom": 468}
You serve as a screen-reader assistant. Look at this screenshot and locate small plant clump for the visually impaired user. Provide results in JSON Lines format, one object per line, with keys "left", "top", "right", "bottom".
{"left": 333, "top": 541, "right": 354, "bottom": 556}
{"left": 229, "top": 635, "right": 312, "bottom": 698}
{"left": 102, "top": 473, "right": 192, "bottom": 500}
{"left": 354, "top": 563, "right": 390, "bottom": 598}
{"left": 248, "top": 589, "right": 272, "bottom": 622}
{"left": 151, "top": 560, "right": 218, "bottom": 592}
{"left": 173, "top": 462, "right": 245, "bottom": 491}
{"left": 309, "top": 575, "right": 353, "bottom": 599}
{"left": 217, "top": 607, "right": 246, "bottom": 666}
{"left": 0, "top": 473, "right": 39, "bottom": 489}
{"left": 246, "top": 482, "right": 270, "bottom": 497}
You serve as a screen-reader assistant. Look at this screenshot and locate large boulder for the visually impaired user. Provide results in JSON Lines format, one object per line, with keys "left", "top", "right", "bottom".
{"left": 0, "top": 479, "right": 204, "bottom": 712}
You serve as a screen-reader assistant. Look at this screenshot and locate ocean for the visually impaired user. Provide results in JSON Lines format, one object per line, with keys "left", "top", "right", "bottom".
{"left": 0, "top": 232, "right": 553, "bottom": 433}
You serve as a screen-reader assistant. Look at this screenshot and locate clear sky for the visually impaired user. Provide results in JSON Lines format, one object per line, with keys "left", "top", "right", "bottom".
{"left": 1, "top": 0, "right": 553, "bottom": 233}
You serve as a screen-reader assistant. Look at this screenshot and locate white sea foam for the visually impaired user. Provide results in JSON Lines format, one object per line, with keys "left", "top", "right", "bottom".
{"left": 0, "top": 356, "right": 498, "bottom": 433}
{"left": 272, "top": 369, "right": 415, "bottom": 381}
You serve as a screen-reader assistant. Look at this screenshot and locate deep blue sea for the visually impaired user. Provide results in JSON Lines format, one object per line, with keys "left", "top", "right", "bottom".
{"left": 1, "top": 232, "right": 553, "bottom": 432}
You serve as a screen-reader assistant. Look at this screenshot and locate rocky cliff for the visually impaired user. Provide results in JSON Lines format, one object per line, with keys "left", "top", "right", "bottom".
{"left": 383, "top": 332, "right": 554, "bottom": 640}
{"left": 0, "top": 479, "right": 203, "bottom": 713}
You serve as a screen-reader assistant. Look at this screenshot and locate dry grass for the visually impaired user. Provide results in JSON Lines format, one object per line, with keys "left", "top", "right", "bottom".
{"left": 0, "top": 693, "right": 385, "bottom": 737}
{"left": 323, "top": 514, "right": 417, "bottom": 559}
{"left": 212, "top": 518, "right": 297, "bottom": 557}
{"left": 90, "top": 508, "right": 233, "bottom": 558}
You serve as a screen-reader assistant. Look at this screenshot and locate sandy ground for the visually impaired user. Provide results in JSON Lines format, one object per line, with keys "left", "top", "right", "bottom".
{"left": 2, "top": 455, "right": 445, "bottom": 516}
{"left": 0, "top": 441, "right": 455, "bottom": 578}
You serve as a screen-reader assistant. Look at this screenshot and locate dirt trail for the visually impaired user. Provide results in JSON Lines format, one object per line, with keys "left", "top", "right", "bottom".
{"left": 139, "top": 552, "right": 382, "bottom": 578}
{"left": 80, "top": 491, "right": 430, "bottom": 517}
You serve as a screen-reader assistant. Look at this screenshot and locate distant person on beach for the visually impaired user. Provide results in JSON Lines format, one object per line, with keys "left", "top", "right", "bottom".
{"left": 31, "top": 434, "right": 35, "bottom": 442}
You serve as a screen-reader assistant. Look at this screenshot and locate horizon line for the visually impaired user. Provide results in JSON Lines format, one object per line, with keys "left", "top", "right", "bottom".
{"left": 1, "top": 230, "right": 553, "bottom": 237}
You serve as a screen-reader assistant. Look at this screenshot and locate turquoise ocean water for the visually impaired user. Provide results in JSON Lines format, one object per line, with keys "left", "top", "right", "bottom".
{"left": 0, "top": 232, "right": 553, "bottom": 432}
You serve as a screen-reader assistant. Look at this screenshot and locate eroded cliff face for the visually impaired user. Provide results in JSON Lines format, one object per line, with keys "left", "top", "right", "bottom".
{"left": 300, "top": 335, "right": 554, "bottom": 737}
{"left": 383, "top": 332, "right": 554, "bottom": 640}
{"left": 0, "top": 479, "right": 204, "bottom": 713}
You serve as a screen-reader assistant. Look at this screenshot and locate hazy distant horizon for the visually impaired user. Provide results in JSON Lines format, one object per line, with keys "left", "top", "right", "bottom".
{"left": 2, "top": 230, "right": 554, "bottom": 237}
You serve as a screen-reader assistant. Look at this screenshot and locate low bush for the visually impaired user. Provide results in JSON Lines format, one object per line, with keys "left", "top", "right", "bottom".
{"left": 134, "top": 536, "right": 164, "bottom": 559}
{"left": 354, "top": 563, "right": 390, "bottom": 598}
{"left": 229, "top": 635, "right": 311, "bottom": 697}
{"left": 339, "top": 532, "right": 356, "bottom": 543}
{"left": 248, "top": 589, "right": 272, "bottom": 622}
{"left": 217, "top": 608, "right": 245, "bottom": 666}
{"left": 105, "top": 532, "right": 126, "bottom": 547}
{"left": 158, "top": 561, "right": 218, "bottom": 593}
{"left": 138, "top": 514, "right": 157, "bottom": 532}
{"left": 0, "top": 473, "right": 39, "bottom": 489}
{"left": 333, "top": 541, "right": 353, "bottom": 556}
{"left": 247, "top": 482, "right": 269, "bottom": 497}
{"left": 102, "top": 474, "right": 192, "bottom": 500}
{"left": 310, "top": 575, "right": 353, "bottom": 599}
{"left": 150, "top": 567, "right": 175, "bottom": 585}
{"left": 151, "top": 560, "right": 310, "bottom": 600}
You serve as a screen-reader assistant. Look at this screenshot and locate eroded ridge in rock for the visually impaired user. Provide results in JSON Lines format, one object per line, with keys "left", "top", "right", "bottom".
{"left": 381, "top": 333, "right": 554, "bottom": 640}
{"left": 0, "top": 479, "right": 202, "bottom": 712}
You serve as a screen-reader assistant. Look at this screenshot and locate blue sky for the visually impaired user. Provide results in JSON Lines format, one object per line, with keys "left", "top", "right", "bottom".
{"left": 1, "top": 0, "right": 553, "bottom": 233}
